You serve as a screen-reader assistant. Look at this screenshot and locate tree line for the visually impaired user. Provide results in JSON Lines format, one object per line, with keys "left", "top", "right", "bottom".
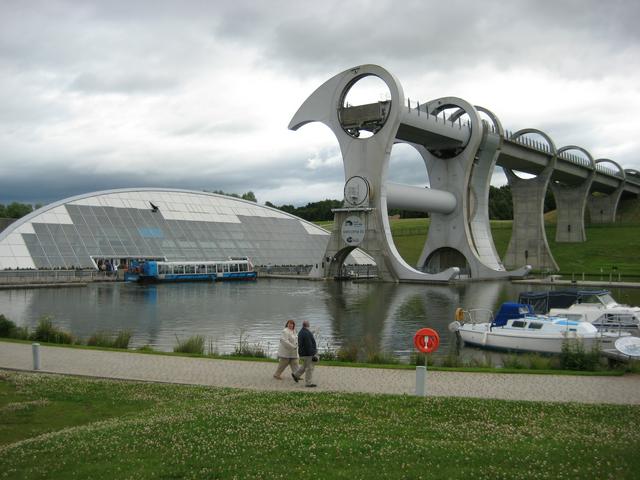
{"left": 0, "top": 202, "right": 41, "bottom": 219}
{"left": 488, "top": 185, "right": 556, "bottom": 220}
{"left": 264, "top": 186, "right": 556, "bottom": 222}
{"left": 0, "top": 187, "right": 556, "bottom": 222}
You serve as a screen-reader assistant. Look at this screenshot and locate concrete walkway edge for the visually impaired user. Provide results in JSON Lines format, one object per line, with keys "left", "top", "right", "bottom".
{"left": 1, "top": 341, "right": 639, "bottom": 405}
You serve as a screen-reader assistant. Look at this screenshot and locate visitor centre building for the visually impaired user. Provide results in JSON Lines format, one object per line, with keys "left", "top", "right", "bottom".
{"left": 0, "top": 188, "right": 371, "bottom": 272}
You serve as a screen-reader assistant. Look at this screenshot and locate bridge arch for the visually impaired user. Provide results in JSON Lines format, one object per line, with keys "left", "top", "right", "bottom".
{"left": 423, "top": 247, "right": 469, "bottom": 277}
{"left": 595, "top": 158, "right": 625, "bottom": 180}
{"left": 557, "top": 145, "right": 595, "bottom": 172}
{"left": 625, "top": 169, "right": 640, "bottom": 179}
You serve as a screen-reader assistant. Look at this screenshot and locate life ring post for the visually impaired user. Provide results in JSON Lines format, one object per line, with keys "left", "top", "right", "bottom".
{"left": 415, "top": 365, "right": 426, "bottom": 397}
{"left": 413, "top": 328, "right": 440, "bottom": 397}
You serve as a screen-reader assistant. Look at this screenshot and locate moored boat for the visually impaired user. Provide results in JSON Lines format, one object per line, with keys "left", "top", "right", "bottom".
{"left": 518, "top": 290, "right": 640, "bottom": 330}
{"left": 125, "top": 258, "right": 257, "bottom": 283}
{"left": 450, "top": 302, "right": 629, "bottom": 354}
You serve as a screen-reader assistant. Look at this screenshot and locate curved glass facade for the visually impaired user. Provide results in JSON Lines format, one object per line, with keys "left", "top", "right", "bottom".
{"left": 0, "top": 188, "right": 372, "bottom": 270}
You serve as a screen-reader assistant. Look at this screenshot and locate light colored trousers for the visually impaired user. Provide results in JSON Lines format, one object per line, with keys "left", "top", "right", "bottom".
{"left": 294, "top": 356, "right": 314, "bottom": 385}
{"left": 274, "top": 357, "right": 299, "bottom": 377}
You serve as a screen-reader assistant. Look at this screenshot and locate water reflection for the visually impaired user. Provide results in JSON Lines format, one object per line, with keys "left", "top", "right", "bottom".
{"left": 2, "top": 279, "right": 639, "bottom": 358}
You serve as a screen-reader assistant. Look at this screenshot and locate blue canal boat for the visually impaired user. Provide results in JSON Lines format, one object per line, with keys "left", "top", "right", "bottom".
{"left": 125, "top": 258, "right": 257, "bottom": 283}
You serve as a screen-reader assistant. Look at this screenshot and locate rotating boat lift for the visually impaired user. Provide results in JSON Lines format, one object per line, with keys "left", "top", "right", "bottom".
{"left": 289, "top": 64, "right": 532, "bottom": 282}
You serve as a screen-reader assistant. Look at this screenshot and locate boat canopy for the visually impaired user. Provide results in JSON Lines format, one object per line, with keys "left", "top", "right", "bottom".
{"left": 493, "top": 303, "right": 533, "bottom": 327}
{"left": 517, "top": 290, "right": 610, "bottom": 314}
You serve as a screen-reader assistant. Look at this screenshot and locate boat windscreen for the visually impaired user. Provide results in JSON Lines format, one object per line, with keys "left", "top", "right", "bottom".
{"left": 518, "top": 290, "right": 610, "bottom": 313}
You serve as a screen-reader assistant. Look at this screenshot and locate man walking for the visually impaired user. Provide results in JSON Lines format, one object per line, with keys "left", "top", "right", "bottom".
{"left": 292, "top": 320, "right": 317, "bottom": 387}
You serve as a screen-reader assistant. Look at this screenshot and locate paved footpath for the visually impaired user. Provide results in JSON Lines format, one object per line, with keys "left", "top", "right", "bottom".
{"left": 1, "top": 341, "right": 639, "bottom": 404}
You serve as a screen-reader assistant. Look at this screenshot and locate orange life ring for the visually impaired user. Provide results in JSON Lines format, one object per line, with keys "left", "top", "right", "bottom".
{"left": 413, "top": 328, "right": 440, "bottom": 353}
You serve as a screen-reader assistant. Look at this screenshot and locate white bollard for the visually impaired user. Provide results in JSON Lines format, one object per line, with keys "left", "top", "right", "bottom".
{"left": 415, "top": 365, "right": 426, "bottom": 397}
{"left": 32, "top": 343, "right": 40, "bottom": 370}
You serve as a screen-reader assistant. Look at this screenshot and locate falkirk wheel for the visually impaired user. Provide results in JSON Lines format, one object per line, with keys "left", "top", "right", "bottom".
{"left": 289, "top": 64, "right": 531, "bottom": 282}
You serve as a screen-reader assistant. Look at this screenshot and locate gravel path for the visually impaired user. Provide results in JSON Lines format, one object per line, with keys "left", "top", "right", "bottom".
{"left": 1, "top": 341, "right": 638, "bottom": 404}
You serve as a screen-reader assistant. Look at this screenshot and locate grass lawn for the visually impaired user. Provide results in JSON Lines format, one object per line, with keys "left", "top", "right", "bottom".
{"left": 1, "top": 371, "right": 639, "bottom": 479}
{"left": 317, "top": 217, "right": 640, "bottom": 274}
{"left": 380, "top": 218, "right": 640, "bottom": 275}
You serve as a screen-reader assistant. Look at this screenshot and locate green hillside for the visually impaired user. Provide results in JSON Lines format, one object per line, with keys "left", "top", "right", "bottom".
{"left": 317, "top": 210, "right": 640, "bottom": 276}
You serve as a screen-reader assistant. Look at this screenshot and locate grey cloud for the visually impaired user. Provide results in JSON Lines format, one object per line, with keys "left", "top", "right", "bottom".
{"left": 233, "top": 0, "right": 640, "bottom": 79}
{"left": 69, "top": 72, "right": 179, "bottom": 94}
{"left": 1, "top": 0, "right": 639, "bottom": 207}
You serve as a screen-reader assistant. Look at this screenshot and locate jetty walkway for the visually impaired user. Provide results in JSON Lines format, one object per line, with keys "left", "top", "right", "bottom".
{"left": 1, "top": 341, "right": 638, "bottom": 405}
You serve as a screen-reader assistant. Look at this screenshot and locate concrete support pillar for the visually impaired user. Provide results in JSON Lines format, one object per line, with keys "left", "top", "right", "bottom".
{"left": 551, "top": 146, "right": 595, "bottom": 243}
{"left": 504, "top": 168, "right": 559, "bottom": 271}
{"left": 502, "top": 128, "right": 558, "bottom": 271}
{"left": 587, "top": 189, "right": 623, "bottom": 224}
{"left": 586, "top": 159, "right": 626, "bottom": 224}
{"left": 322, "top": 209, "right": 396, "bottom": 281}
{"left": 552, "top": 182, "right": 590, "bottom": 242}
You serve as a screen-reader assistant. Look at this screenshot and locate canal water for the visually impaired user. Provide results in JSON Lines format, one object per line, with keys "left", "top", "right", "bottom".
{"left": 2, "top": 279, "right": 639, "bottom": 360}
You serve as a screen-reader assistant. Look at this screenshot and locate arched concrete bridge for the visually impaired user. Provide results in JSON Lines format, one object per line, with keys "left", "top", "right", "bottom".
{"left": 289, "top": 65, "right": 638, "bottom": 282}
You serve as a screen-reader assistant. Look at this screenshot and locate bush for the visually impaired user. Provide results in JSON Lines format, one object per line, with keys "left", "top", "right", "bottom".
{"left": 112, "top": 330, "right": 133, "bottom": 349}
{"left": 0, "top": 314, "right": 16, "bottom": 337}
{"left": 319, "top": 348, "right": 337, "bottom": 361}
{"left": 230, "top": 331, "right": 267, "bottom": 358}
{"left": 336, "top": 344, "right": 358, "bottom": 362}
{"left": 366, "top": 350, "right": 399, "bottom": 364}
{"left": 12, "top": 326, "right": 30, "bottom": 340}
{"left": 32, "top": 317, "right": 74, "bottom": 344}
{"left": 526, "top": 353, "right": 558, "bottom": 370}
{"left": 87, "top": 330, "right": 132, "bottom": 349}
{"left": 560, "top": 339, "right": 601, "bottom": 371}
{"left": 467, "top": 356, "right": 494, "bottom": 368}
{"left": 439, "top": 351, "right": 464, "bottom": 368}
{"left": 87, "top": 331, "right": 113, "bottom": 347}
{"left": 502, "top": 354, "right": 525, "bottom": 369}
{"left": 409, "top": 352, "right": 436, "bottom": 366}
{"left": 174, "top": 335, "right": 206, "bottom": 354}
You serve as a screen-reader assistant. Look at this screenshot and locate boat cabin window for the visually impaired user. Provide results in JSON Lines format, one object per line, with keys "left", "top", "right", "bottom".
{"left": 185, "top": 265, "right": 196, "bottom": 274}
{"left": 230, "top": 263, "right": 239, "bottom": 272}
{"left": 174, "top": 265, "right": 184, "bottom": 274}
{"left": 528, "top": 322, "right": 543, "bottom": 329}
{"left": 159, "top": 264, "right": 170, "bottom": 275}
{"left": 240, "top": 263, "right": 248, "bottom": 272}
{"left": 206, "top": 265, "right": 216, "bottom": 274}
{"left": 223, "top": 264, "right": 229, "bottom": 272}
{"left": 196, "top": 264, "right": 206, "bottom": 274}
{"left": 511, "top": 321, "right": 527, "bottom": 328}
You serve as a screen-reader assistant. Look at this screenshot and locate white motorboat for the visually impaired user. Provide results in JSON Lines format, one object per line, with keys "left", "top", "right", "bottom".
{"left": 450, "top": 302, "right": 629, "bottom": 354}
{"left": 518, "top": 290, "right": 640, "bottom": 330}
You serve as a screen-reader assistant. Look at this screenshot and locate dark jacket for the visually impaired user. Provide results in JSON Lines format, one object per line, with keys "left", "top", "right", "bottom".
{"left": 297, "top": 327, "right": 317, "bottom": 357}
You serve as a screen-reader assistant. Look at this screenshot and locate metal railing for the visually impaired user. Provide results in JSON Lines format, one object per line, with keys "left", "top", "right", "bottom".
{"left": 0, "top": 269, "right": 119, "bottom": 284}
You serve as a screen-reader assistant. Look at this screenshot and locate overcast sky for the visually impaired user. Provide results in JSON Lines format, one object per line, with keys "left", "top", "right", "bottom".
{"left": 1, "top": 0, "right": 639, "bottom": 206}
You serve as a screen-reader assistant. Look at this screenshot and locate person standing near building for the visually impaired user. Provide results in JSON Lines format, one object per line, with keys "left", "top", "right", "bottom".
{"left": 273, "top": 320, "right": 299, "bottom": 379}
{"left": 292, "top": 320, "right": 317, "bottom": 387}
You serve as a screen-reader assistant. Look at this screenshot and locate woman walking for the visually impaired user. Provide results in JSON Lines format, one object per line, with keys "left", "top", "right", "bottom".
{"left": 273, "top": 319, "right": 299, "bottom": 379}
